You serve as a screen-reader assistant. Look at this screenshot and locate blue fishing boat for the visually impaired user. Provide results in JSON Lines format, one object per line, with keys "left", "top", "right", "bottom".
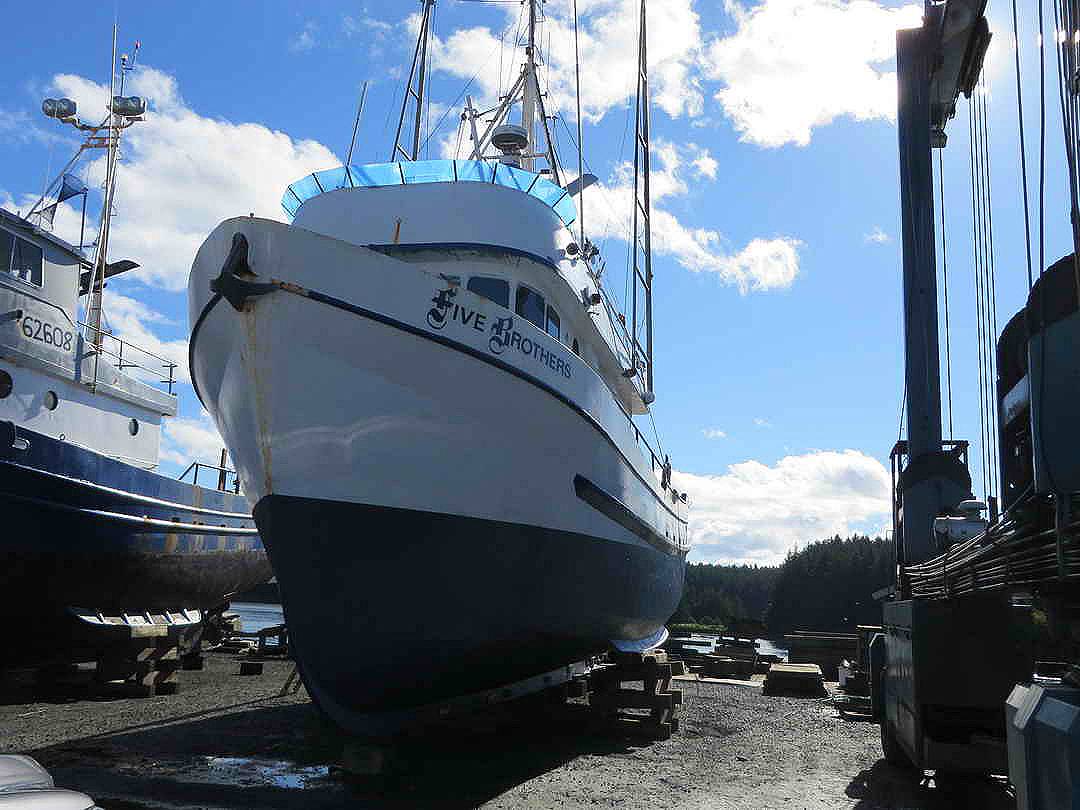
{"left": 0, "top": 37, "right": 270, "bottom": 666}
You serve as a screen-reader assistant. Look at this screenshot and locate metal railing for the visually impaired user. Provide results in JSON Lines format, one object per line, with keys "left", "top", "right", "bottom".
{"left": 178, "top": 459, "right": 241, "bottom": 494}
{"left": 78, "top": 320, "right": 178, "bottom": 395}
{"left": 575, "top": 278, "right": 689, "bottom": 516}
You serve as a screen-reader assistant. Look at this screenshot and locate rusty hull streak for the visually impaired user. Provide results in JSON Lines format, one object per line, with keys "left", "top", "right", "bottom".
{"left": 241, "top": 295, "right": 275, "bottom": 498}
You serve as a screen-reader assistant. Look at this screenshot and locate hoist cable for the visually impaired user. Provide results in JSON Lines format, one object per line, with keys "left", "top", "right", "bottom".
{"left": 898, "top": 381, "right": 907, "bottom": 445}
{"left": 1052, "top": 0, "right": 1080, "bottom": 302}
{"left": 969, "top": 98, "right": 991, "bottom": 500}
{"left": 938, "top": 149, "right": 955, "bottom": 440}
{"left": 1034, "top": 0, "right": 1065, "bottom": 496}
{"left": 978, "top": 80, "right": 1002, "bottom": 498}
{"left": 1013, "top": 0, "right": 1036, "bottom": 289}
{"left": 1039, "top": 0, "right": 1047, "bottom": 284}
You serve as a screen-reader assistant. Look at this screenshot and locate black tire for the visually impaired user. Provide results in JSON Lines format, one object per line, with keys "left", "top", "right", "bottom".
{"left": 881, "top": 721, "right": 914, "bottom": 769}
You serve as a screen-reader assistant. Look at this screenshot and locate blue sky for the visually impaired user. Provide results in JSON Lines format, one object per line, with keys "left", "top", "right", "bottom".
{"left": 1, "top": 0, "right": 1074, "bottom": 563}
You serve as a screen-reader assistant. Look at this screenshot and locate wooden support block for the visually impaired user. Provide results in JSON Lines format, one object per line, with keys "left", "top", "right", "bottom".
{"left": 590, "top": 688, "right": 679, "bottom": 711}
{"left": 126, "top": 625, "right": 169, "bottom": 639}
{"left": 611, "top": 650, "right": 667, "bottom": 666}
{"left": 565, "top": 677, "right": 589, "bottom": 699}
{"left": 181, "top": 655, "right": 204, "bottom": 671}
{"left": 133, "top": 645, "right": 179, "bottom": 663}
{"left": 591, "top": 663, "right": 673, "bottom": 684}
{"left": 239, "top": 661, "right": 264, "bottom": 676}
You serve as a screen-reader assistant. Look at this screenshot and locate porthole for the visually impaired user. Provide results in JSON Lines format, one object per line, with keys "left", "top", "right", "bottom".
{"left": 43, "top": 390, "right": 58, "bottom": 411}
{"left": 0, "top": 369, "right": 11, "bottom": 399}
{"left": 128, "top": 418, "right": 140, "bottom": 436}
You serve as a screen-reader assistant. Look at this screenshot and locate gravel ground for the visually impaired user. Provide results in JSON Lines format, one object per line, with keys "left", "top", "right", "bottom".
{"left": 0, "top": 654, "right": 1015, "bottom": 809}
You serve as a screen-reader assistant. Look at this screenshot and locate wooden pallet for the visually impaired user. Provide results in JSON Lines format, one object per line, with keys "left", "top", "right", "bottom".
{"left": 588, "top": 651, "right": 685, "bottom": 740}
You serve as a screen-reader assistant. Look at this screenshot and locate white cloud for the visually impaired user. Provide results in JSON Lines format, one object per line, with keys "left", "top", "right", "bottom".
{"left": 42, "top": 68, "right": 339, "bottom": 291}
{"left": 290, "top": 22, "right": 318, "bottom": 53}
{"left": 425, "top": 0, "right": 705, "bottom": 123}
{"left": 160, "top": 412, "right": 228, "bottom": 468}
{"left": 754, "top": 417, "right": 772, "bottom": 428}
{"left": 100, "top": 289, "right": 190, "bottom": 385}
{"left": 0, "top": 106, "right": 75, "bottom": 148}
{"left": 584, "top": 141, "right": 802, "bottom": 292}
{"left": 704, "top": 0, "right": 923, "bottom": 147}
{"left": 865, "top": 225, "right": 891, "bottom": 244}
{"left": 343, "top": 15, "right": 392, "bottom": 38}
{"left": 676, "top": 449, "right": 891, "bottom": 565}
{"left": 691, "top": 149, "right": 719, "bottom": 180}
{"left": 702, "top": 428, "right": 728, "bottom": 439}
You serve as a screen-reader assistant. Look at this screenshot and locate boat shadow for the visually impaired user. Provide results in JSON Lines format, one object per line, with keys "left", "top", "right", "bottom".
{"left": 32, "top": 698, "right": 643, "bottom": 809}
{"left": 845, "top": 760, "right": 1015, "bottom": 809}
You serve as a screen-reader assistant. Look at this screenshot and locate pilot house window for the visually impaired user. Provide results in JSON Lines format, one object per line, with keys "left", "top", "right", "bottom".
{"left": 467, "top": 276, "right": 509, "bottom": 309}
{"left": 0, "top": 230, "right": 43, "bottom": 287}
{"left": 546, "top": 306, "right": 561, "bottom": 340}
{"left": 515, "top": 286, "right": 546, "bottom": 330}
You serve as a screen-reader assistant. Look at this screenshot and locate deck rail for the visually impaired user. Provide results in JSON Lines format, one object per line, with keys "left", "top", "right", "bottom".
{"left": 178, "top": 459, "right": 241, "bottom": 493}
{"left": 78, "top": 319, "right": 178, "bottom": 396}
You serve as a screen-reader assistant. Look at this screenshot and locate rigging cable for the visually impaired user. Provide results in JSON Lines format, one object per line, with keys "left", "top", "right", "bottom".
{"left": 419, "top": 7, "right": 524, "bottom": 153}
{"left": 344, "top": 80, "right": 369, "bottom": 169}
{"left": 1013, "top": 0, "right": 1036, "bottom": 289}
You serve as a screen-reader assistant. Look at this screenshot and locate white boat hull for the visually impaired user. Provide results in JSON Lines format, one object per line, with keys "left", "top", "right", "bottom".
{"left": 188, "top": 217, "right": 687, "bottom": 734}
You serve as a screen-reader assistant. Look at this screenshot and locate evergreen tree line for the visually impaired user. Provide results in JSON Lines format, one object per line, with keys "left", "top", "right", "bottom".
{"left": 672, "top": 534, "right": 894, "bottom": 635}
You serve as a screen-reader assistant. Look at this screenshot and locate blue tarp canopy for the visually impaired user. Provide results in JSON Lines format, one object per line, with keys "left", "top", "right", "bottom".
{"left": 282, "top": 159, "right": 577, "bottom": 227}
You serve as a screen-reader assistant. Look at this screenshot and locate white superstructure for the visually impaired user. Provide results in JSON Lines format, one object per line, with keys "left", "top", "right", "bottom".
{"left": 0, "top": 209, "right": 176, "bottom": 468}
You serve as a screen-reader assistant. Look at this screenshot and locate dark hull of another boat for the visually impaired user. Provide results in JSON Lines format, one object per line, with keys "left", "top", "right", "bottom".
{"left": 253, "top": 492, "right": 686, "bottom": 738}
{"left": 0, "top": 424, "right": 271, "bottom": 663}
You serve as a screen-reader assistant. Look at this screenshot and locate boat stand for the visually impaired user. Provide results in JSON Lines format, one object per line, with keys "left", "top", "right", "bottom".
{"left": 587, "top": 650, "right": 685, "bottom": 740}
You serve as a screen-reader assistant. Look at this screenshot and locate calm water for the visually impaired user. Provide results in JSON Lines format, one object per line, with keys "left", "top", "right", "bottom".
{"left": 230, "top": 602, "right": 284, "bottom": 633}
{"left": 755, "top": 638, "right": 789, "bottom": 659}
{"left": 229, "top": 605, "right": 788, "bottom": 660}
{"left": 677, "top": 633, "right": 789, "bottom": 660}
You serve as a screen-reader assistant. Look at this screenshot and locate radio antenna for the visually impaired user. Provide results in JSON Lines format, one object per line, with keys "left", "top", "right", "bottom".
{"left": 345, "top": 80, "right": 369, "bottom": 168}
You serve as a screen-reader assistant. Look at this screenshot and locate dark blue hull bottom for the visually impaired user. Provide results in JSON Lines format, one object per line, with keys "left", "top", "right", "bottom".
{"left": 0, "top": 424, "right": 272, "bottom": 663}
{"left": 253, "top": 493, "right": 685, "bottom": 736}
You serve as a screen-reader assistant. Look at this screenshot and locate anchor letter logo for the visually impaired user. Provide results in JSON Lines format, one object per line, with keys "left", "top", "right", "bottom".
{"left": 489, "top": 316, "right": 514, "bottom": 355}
{"left": 427, "top": 286, "right": 457, "bottom": 330}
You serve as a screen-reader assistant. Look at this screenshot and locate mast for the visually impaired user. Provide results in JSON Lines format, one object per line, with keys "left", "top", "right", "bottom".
{"left": 462, "top": 0, "right": 561, "bottom": 183}
{"left": 629, "top": 0, "right": 655, "bottom": 402}
{"left": 521, "top": 0, "right": 538, "bottom": 171}
{"left": 573, "top": 0, "right": 585, "bottom": 250}
{"left": 392, "top": 0, "right": 436, "bottom": 162}
{"left": 37, "top": 30, "right": 145, "bottom": 370}
{"left": 86, "top": 25, "right": 123, "bottom": 352}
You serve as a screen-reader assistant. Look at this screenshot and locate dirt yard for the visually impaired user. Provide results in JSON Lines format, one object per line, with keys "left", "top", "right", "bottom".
{"left": 0, "top": 653, "right": 1015, "bottom": 809}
